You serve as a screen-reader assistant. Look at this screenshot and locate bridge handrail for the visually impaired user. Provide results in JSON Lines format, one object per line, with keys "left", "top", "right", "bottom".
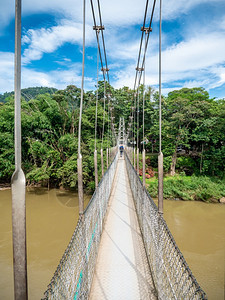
{"left": 124, "top": 150, "right": 207, "bottom": 299}
{"left": 42, "top": 148, "right": 118, "bottom": 299}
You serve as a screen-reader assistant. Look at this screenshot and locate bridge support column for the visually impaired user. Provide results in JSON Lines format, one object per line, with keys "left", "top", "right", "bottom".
{"left": 94, "top": 150, "right": 98, "bottom": 188}
{"left": 142, "top": 149, "right": 146, "bottom": 187}
{"left": 101, "top": 148, "right": 104, "bottom": 177}
{"left": 11, "top": 1, "right": 28, "bottom": 298}
{"left": 158, "top": 152, "right": 163, "bottom": 214}
{"left": 12, "top": 169, "right": 28, "bottom": 300}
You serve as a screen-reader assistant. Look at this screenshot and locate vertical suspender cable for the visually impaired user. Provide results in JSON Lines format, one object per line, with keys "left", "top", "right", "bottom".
{"left": 11, "top": 0, "right": 28, "bottom": 298}
{"left": 142, "top": 32, "right": 147, "bottom": 187}
{"left": 106, "top": 95, "right": 110, "bottom": 168}
{"left": 77, "top": 0, "right": 86, "bottom": 215}
{"left": 95, "top": 41, "right": 99, "bottom": 151}
{"left": 159, "top": 2, "right": 162, "bottom": 154}
{"left": 137, "top": 86, "right": 140, "bottom": 175}
{"left": 94, "top": 35, "right": 99, "bottom": 188}
{"left": 133, "top": 94, "right": 136, "bottom": 169}
{"left": 158, "top": 0, "right": 163, "bottom": 214}
{"left": 101, "top": 75, "right": 106, "bottom": 176}
{"left": 101, "top": 77, "right": 106, "bottom": 149}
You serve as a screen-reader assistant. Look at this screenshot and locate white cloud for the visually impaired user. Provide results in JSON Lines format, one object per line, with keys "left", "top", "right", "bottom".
{"left": 0, "top": 51, "right": 95, "bottom": 93}
{"left": 22, "top": 66, "right": 95, "bottom": 91}
{"left": 161, "top": 34, "right": 225, "bottom": 73}
{"left": 22, "top": 21, "right": 95, "bottom": 64}
{"left": 0, "top": 52, "right": 14, "bottom": 93}
{"left": 1, "top": 0, "right": 224, "bottom": 33}
{"left": 0, "top": 0, "right": 225, "bottom": 98}
{"left": 0, "top": 0, "right": 14, "bottom": 35}
{"left": 159, "top": 0, "right": 224, "bottom": 20}
{"left": 110, "top": 29, "right": 225, "bottom": 94}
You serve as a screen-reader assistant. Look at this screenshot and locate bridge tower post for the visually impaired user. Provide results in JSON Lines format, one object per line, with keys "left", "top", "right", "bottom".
{"left": 11, "top": 0, "right": 28, "bottom": 299}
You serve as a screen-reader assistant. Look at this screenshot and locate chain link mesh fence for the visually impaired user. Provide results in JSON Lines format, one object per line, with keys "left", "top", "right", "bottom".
{"left": 42, "top": 151, "right": 118, "bottom": 299}
{"left": 124, "top": 150, "right": 207, "bottom": 299}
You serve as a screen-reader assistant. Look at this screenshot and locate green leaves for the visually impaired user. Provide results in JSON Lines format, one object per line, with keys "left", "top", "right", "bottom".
{"left": 0, "top": 84, "right": 224, "bottom": 188}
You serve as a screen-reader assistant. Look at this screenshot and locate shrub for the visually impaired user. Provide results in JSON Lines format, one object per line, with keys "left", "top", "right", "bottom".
{"left": 147, "top": 175, "right": 225, "bottom": 202}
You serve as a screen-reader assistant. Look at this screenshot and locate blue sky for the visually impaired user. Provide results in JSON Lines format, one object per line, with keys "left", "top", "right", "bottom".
{"left": 0, "top": 0, "right": 225, "bottom": 99}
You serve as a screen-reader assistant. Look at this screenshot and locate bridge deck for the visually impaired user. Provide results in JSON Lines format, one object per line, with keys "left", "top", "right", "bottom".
{"left": 89, "top": 157, "right": 156, "bottom": 299}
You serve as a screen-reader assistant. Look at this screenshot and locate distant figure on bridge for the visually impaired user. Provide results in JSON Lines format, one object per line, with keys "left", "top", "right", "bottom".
{"left": 119, "top": 145, "right": 124, "bottom": 157}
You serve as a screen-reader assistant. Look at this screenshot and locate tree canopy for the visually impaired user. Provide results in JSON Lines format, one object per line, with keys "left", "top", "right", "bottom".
{"left": 0, "top": 85, "right": 224, "bottom": 191}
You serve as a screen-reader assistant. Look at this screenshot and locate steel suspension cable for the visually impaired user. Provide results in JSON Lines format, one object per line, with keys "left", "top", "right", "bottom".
{"left": 134, "top": 0, "right": 157, "bottom": 90}
{"left": 107, "top": 95, "right": 110, "bottom": 148}
{"left": 142, "top": 32, "right": 147, "bottom": 186}
{"left": 94, "top": 31, "right": 100, "bottom": 188}
{"left": 101, "top": 76, "right": 106, "bottom": 149}
{"left": 143, "top": 33, "right": 147, "bottom": 151}
{"left": 78, "top": 1, "right": 86, "bottom": 159}
{"left": 90, "top": 0, "right": 106, "bottom": 82}
{"left": 134, "top": 0, "right": 149, "bottom": 90}
{"left": 77, "top": 0, "right": 86, "bottom": 215}
{"left": 133, "top": 93, "right": 137, "bottom": 167}
{"left": 94, "top": 35, "right": 100, "bottom": 151}
{"left": 106, "top": 94, "right": 110, "bottom": 167}
{"left": 137, "top": 86, "right": 140, "bottom": 148}
{"left": 159, "top": 0, "right": 162, "bottom": 154}
{"left": 158, "top": 0, "right": 163, "bottom": 214}
{"left": 97, "top": 0, "right": 110, "bottom": 83}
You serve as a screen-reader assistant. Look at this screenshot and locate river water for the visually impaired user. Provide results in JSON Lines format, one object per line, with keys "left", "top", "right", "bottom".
{"left": 0, "top": 188, "right": 224, "bottom": 299}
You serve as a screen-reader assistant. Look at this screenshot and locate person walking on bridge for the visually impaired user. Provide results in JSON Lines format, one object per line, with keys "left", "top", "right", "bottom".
{"left": 119, "top": 145, "right": 124, "bottom": 157}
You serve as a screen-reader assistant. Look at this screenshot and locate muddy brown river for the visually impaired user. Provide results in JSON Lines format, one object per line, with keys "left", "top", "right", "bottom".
{"left": 0, "top": 188, "right": 224, "bottom": 299}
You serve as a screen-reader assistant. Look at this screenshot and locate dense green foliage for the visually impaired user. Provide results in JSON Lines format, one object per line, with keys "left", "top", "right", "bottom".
{"left": 0, "top": 84, "right": 224, "bottom": 196}
{"left": 0, "top": 85, "right": 111, "bottom": 190}
{"left": 0, "top": 86, "right": 57, "bottom": 103}
{"left": 131, "top": 87, "right": 225, "bottom": 177}
{"left": 146, "top": 175, "right": 225, "bottom": 202}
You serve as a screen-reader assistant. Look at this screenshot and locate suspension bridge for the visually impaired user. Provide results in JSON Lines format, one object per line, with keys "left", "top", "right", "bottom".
{"left": 11, "top": 0, "right": 207, "bottom": 299}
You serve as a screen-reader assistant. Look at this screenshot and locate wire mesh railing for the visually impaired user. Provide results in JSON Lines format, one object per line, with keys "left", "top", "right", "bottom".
{"left": 42, "top": 150, "right": 118, "bottom": 299}
{"left": 124, "top": 150, "right": 207, "bottom": 300}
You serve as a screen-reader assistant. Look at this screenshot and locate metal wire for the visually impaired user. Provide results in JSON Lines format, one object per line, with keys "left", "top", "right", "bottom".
{"left": 94, "top": 35, "right": 99, "bottom": 151}
{"left": 137, "top": 0, "right": 157, "bottom": 89}
{"left": 90, "top": 0, "right": 106, "bottom": 82}
{"left": 159, "top": 0, "right": 162, "bottom": 153}
{"left": 101, "top": 74, "right": 106, "bottom": 149}
{"left": 42, "top": 151, "right": 118, "bottom": 300}
{"left": 96, "top": 0, "right": 110, "bottom": 83}
{"left": 124, "top": 150, "right": 207, "bottom": 300}
{"left": 134, "top": 0, "right": 149, "bottom": 90}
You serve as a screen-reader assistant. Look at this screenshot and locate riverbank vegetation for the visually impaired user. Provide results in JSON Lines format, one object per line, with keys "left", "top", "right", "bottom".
{"left": 146, "top": 175, "right": 225, "bottom": 202}
{"left": 0, "top": 85, "right": 224, "bottom": 200}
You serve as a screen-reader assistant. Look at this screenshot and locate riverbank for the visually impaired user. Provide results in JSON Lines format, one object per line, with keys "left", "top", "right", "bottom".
{"left": 0, "top": 183, "right": 10, "bottom": 190}
{"left": 145, "top": 175, "right": 225, "bottom": 203}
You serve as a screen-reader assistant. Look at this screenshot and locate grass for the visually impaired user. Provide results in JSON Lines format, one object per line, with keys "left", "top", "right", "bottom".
{"left": 145, "top": 175, "right": 225, "bottom": 203}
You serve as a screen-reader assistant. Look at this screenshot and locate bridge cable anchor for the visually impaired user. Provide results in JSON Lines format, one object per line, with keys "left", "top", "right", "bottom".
{"left": 141, "top": 27, "right": 152, "bottom": 33}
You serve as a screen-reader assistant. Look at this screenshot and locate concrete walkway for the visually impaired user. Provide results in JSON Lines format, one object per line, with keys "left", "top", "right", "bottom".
{"left": 89, "top": 157, "right": 156, "bottom": 300}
